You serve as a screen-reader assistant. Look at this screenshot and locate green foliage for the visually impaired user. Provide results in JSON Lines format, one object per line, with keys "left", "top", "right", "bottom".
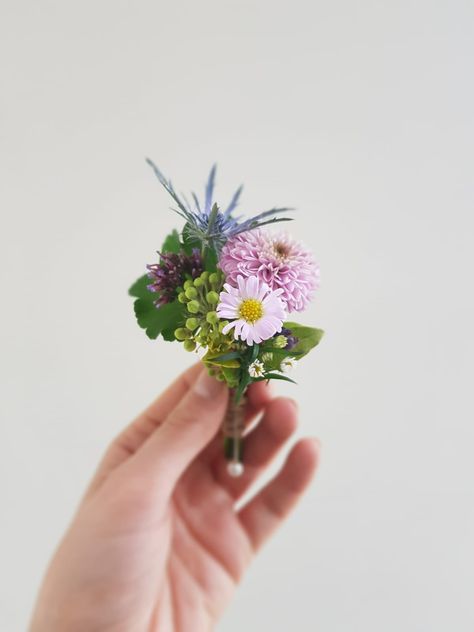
{"left": 259, "top": 348, "right": 290, "bottom": 372}
{"left": 221, "top": 366, "right": 240, "bottom": 388}
{"left": 182, "top": 223, "right": 218, "bottom": 271}
{"left": 232, "top": 343, "right": 260, "bottom": 403}
{"left": 255, "top": 373, "right": 297, "bottom": 384}
{"left": 133, "top": 299, "right": 185, "bottom": 340}
{"left": 128, "top": 274, "right": 185, "bottom": 340}
{"left": 204, "top": 247, "right": 218, "bottom": 271}
{"left": 234, "top": 371, "right": 251, "bottom": 404}
{"left": 283, "top": 322, "right": 324, "bottom": 358}
{"left": 205, "top": 351, "right": 241, "bottom": 363}
{"left": 128, "top": 274, "right": 150, "bottom": 298}
{"left": 161, "top": 229, "right": 181, "bottom": 253}
{"left": 203, "top": 351, "right": 240, "bottom": 369}
{"left": 181, "top": 223, "right": 200, "bottom": 255}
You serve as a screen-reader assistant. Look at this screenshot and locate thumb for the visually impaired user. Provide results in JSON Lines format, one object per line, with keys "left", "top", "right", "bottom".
{"left": 127, "top": 368, "right": 228, "bottom": 493}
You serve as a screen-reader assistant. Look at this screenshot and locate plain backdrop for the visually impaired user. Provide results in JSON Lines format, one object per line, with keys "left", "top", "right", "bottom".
{"left": 1, "top": 1, "right": 473, "bottom": 630}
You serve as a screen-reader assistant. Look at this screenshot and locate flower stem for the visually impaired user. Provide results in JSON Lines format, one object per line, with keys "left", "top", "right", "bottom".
{"left": 222, "top": 389, "right": 245, "bottom": 464}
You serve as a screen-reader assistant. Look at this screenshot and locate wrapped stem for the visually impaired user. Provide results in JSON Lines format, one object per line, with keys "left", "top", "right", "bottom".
{"left": 222, "top": 389, "right": 246, "bottom": 476}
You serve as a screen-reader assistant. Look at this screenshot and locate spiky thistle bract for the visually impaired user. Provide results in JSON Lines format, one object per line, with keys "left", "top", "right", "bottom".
{"left": 145, "top": 158, "right": 293, "bottom": 253}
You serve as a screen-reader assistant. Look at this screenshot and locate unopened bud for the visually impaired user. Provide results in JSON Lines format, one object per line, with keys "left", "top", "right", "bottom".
{"left": 206, "top": 291, "right": 219, "bottom": 305}
{"left": 185, "top": 317, "right": 199, "bottom": 331}
{"left": 187, "top": 300, "right": 200, "bottom": 314}
{"left": 206, "top": 311, "right": 219, "bottom": 325}
{"left": 185, "top": 286, "right": 198, "bottom": 300}
{"left": 274, "top": 335, "right": 288, "bottom": 349}
{"left": 174, "top": 328, "right": 188, "bottom": 341}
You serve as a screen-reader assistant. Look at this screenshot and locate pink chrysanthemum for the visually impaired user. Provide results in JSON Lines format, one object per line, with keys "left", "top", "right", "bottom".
{"left": 216, "top": 275, "right": 286, "bottom": 345}
{"left": 219, "top": 230, "right": 319, "bottom": 312}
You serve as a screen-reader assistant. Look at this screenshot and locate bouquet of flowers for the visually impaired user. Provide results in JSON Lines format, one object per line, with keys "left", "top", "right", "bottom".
{"left": 129, "top": 161, "right": 324, "bottom": 476}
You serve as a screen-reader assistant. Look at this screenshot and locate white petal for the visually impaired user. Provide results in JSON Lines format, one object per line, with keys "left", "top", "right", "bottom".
{"left": 237, "top": 275, "right": 247, "bottom": 298}
{"left": 222, "top": 321, "right": 237, "bottom": 335}
{"left": 247, "top": 275, "right": 258, "bottom": 298}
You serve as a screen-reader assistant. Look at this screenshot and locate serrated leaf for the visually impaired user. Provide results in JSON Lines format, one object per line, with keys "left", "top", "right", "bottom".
{"left": 161, "top": 229, "right": 181, "bottom": 254}
{"left": 162, "top": 326, "right": 178, "bottom": 342}
{"left": 133, "top": 299, "right": 185, "bottom": 340}
{"left": 128, "top": 274, "right": 151, "bottom": 298}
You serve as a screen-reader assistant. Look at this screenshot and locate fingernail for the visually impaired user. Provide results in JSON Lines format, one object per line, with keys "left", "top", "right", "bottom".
{"left": 311, "top": 437, "right": 322, "bottom": 451}
{"left": 288, "top": 398, "right": 299, "bottom": 412}
{"left": 194, "top": 370, "right": 225, "bottom": 399}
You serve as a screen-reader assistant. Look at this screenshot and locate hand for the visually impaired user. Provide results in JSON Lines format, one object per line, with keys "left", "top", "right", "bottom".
{"left": 30, "top": 364, "right": 320, "bottom": 632}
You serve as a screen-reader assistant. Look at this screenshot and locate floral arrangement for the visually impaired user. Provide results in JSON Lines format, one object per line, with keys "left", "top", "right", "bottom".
{"left": 129, "top": 161, "right": 324, "bottom": 476}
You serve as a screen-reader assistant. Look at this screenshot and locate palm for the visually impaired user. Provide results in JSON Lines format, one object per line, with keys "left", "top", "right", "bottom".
{"left": 153, "top": 469, "right": 251, "bottom": 630}
{"left": 31, "top": 365, "right": 318, "bottom": 632}
{"left": 92, "top": 451, "right": 255, "bottom": 630}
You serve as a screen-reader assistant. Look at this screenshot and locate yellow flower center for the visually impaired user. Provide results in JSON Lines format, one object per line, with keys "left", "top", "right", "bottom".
{"left": 239, "top": 298, "right": 264, "bottom": 323}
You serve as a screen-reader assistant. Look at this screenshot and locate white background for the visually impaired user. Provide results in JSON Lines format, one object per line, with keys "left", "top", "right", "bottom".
{"left": 1, "top": 1, "right": 473, "bottom": 630}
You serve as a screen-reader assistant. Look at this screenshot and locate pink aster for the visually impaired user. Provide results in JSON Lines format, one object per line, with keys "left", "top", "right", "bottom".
{"left": 219, "top": 229, "right": 319, "bottom": 312}
{"left": 216, "top": 275, "right": 286, "bottom": 346}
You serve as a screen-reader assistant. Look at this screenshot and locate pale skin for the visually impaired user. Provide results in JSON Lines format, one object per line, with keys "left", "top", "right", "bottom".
{"left": 30, "top": 364, "right": 320, "bottom": 632}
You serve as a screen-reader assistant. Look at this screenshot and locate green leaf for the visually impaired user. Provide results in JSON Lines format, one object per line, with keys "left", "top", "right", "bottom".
{"left": 206, "top": 357, "right": 240, "bottom": 369}
{"left": 206, "top": 203, "right": 219, "bottom": 235}
{"left": 255, "top": 373, "right": 297, "bottom": 384}
{"left": 221, "top": 366, "right": 240, "bottom": 387}
{"left": 162, "top": 326, "right": 178, "bottom": 342}
{"left": 161, "top": 229, "right": 181, "bottom": 254}
{"left": 204, "top": 247, "right": 218, "bottom": 271}
{"left": 283, "top": 322, "right": 324, "bottom": 358}
{"left": 260, "top": 351, "right": 287, "bottom": 372}
{"left": 181, "top": 224, "right": 201, "bottom": 255}
{"left": 182, "top": 223, "right": 218, "bottom": 270}
{"left": 204, "top": 351, "right": 242, "bottom": 366}
{"left": 133, "top": 299, "right": 185, "bottom": 340}
{"left": 235, "top": 371, "right": 251, "bottom": 404}
{"left": 250, "top": 343, "right": 260, "bottom": 364}
{"left": 128, "top": 274, "right": 151, "bottom": 298}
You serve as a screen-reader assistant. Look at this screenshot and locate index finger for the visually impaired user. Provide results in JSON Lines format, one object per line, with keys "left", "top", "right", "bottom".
{"left": 87, "top": 363, "right": 202, "bottom": 492}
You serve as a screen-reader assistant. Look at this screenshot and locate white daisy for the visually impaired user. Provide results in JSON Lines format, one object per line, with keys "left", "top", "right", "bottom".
{"left": 248, "top": 360, "right": 265, "bottom": 378}
{"left": 280, "top": 357, "right": 298, "bottom": 373}
{"left": 216, "top": 275, "right": 286, "bottom": 346}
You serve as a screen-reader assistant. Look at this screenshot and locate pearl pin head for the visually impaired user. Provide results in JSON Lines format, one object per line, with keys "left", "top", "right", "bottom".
{"left": 227, "top": 461, "right": 244, "bottom": 477}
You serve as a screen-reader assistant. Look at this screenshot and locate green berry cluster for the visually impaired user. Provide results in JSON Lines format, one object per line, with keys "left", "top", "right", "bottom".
{"left": 174, "top": 269, "right": 233, "bottom": 355}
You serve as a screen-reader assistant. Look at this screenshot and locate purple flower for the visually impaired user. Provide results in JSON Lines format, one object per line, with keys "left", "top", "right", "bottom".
{"left": 219, "top": 229, "right": 319, "bottom": 313}
{"left": 147, "top": 249, "right": 203, "bottom": 307}
{"left": 280, "top": 327, "right": 299, "bottom": 350}
{"left": 216, "top": 275, "right": 286, "bottom": 346}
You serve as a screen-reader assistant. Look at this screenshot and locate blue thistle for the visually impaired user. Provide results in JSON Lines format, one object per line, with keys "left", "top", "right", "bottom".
{"left": 145, "top": 159, "right": 293, "bottom": 253}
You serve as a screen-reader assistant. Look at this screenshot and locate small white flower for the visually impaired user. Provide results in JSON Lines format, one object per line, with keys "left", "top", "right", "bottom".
{"left": 248, "top": 360, "right": 265, "bottom": 378}
{"left": 280, "top": 357, "right": 298, "bottom": 374}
